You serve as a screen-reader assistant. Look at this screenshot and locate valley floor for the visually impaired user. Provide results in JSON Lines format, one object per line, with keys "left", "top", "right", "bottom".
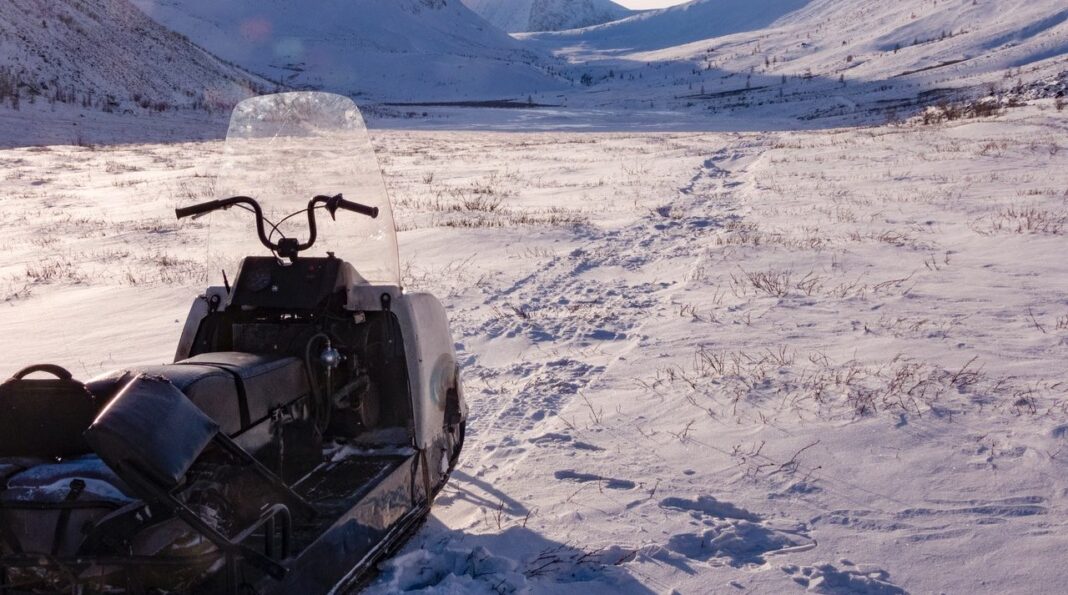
{"left": 2, "top": 101, "right": 1067, "bottom": 593}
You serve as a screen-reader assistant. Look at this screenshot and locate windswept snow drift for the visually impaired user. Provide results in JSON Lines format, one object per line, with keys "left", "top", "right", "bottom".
{"left": 130, "top": 0, "right": 566, "bottom": 102}
{"left": 463, "top": 0, "right": 633, "bottom": 33}
{"left": 0, "top": 0, "right": 267, "bottom": 111}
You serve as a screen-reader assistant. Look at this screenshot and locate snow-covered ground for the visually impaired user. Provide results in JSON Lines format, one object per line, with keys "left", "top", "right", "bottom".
{"left": 2, "top": 0, "right": 1067, "bottom": 592}
{"left": 3, "top": 98, "right": 1066, "bottom": 593}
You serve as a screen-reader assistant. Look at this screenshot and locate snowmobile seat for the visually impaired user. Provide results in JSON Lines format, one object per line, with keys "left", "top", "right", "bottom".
{"left": 176, "top": 352, "right": 310, "bottom": 432}
{"left": 87, "top": 353, "right": 309, "bottom": 437}
{"left": 1, "top": 375, "right": 308, "bottom": 575}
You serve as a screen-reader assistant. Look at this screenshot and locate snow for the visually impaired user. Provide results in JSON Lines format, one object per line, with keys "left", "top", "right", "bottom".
{"left": 2, "top": 0, "right": 1068, "bottom": 592}
{"left": 3, "top": 98, "right": 1068, "bottom": 592}
{"left": 372, "top": 102, "right": 1068, "bottom": 593}
{"left": 367, "top": 538, "right": 530, "bottom": 594}
{"left": 463, "top": 0, "right": 633, "bottom": 33}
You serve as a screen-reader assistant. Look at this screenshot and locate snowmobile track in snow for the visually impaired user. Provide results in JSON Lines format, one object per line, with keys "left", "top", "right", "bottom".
{"left": 459, "top": 137, "right": 766, "bottom": 474}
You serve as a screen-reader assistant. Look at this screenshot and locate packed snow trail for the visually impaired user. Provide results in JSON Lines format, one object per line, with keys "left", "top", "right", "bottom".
{"left": 380, "top": 137, "right": 906, "bottom": 593}
{"left": 460, "top": 137, "right": 761, "bottom": 468}
{"left": 366, "top": 135, "right": 786, "bottom": 592}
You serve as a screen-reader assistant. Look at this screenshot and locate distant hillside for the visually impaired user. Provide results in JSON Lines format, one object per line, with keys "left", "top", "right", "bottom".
{"left": 526, "top": 0, "right": 813, "bottom": 52}
{"left": 0, "top": 0, "right": 269, "bottom": 113}
{"left": 464, "top": 0, "right": 633, "bottom": 33}
{"left": 529, "top": 0, "right": 1068, "bottom": 78}
{"left": 131, "top": 0, "right": 567, "bottom": 102}
{"left": 525, "top": 0, "right": 1067, "bottom": 121}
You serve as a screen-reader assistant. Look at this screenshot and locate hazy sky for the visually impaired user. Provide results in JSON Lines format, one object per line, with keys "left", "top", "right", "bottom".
{"left": 615, "top": 0, "right": 690, "bottom": 9}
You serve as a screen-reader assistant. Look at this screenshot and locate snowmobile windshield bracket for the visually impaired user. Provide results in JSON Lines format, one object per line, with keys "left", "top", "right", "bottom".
{"left": 176, "top": 195, "right": 378, "bottom": 261}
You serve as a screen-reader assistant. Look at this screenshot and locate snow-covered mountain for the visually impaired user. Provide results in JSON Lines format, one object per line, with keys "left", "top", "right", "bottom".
{"left": 130, "top": 0, "right": 566, "bottom": 102}
{"left": 463, "top": 0, "right": 632, "bottom": 33}
{"left": 527, "top": 0, "right": 811, "bottom": 50}
{"left": 531, "top": 0, "right": 1068, "bottom": 75}
{"left": 763, "top": 0, "right": 1068, "bottom": 82}
{"left": 0, "top": 0, "right": 269, "bottom": 112}
{"left": 526, "top": 0, "right": 1068, "bottom": 121}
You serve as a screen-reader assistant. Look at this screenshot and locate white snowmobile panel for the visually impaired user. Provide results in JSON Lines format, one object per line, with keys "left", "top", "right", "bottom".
{"left": 393, "top": 293, "right": 458, "bottom": 449}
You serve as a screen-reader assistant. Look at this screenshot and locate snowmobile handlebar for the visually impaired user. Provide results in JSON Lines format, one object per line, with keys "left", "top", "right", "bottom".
{"left": 174, "top": 199, "right": 235, "bottom": 220}
{"left": 175, "top": 195, "right": 274, "bottom": 251}
{"left": 320, "top": 194, "right": 379, "bottom": 220}
{"left": 175, "top": 194, "right": 378, "bottom": 259}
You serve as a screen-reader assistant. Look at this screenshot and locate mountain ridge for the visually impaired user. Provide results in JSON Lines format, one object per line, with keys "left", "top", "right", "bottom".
{"left": 463, "top": 0, "right": 633, "bottom": 33}
{"left": 0, "top": 0, "right": 269, "bottom": 113}
{"left": 130, "top": 0, "right": 566, "bottom": 102}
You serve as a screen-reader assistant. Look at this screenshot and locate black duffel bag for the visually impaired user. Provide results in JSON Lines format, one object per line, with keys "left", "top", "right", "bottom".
{"left": 0, "top": 365, "right": 99, "bottom": 458}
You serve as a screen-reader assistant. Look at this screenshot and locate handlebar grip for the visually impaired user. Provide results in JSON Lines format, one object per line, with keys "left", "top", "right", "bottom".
{"left": 335, "top": 197, "right": 379, "bottom": 219}
{"left": 175, "top": 200, "right": 223, "bottom": 220}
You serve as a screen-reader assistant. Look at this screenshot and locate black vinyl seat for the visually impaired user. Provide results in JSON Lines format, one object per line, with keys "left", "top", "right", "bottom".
{"left": 88, "top": 353, "right": 309, "bottom": 437}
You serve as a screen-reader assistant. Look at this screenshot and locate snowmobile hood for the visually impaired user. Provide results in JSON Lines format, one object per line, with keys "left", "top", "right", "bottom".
{"left": 205, "top": 92, "right": 400, "bottom": 287}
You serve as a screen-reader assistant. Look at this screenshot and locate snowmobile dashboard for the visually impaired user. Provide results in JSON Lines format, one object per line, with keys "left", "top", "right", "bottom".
{"left": 175, "top": 194, "right": 378, "bottom": 260}
{"left": 230, "top": 256, "right": 342, "bottom": 311}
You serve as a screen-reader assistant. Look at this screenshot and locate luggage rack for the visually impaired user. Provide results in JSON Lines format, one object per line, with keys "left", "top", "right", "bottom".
{"left": 1, "top": 515, "right": 291, "bottom": 594}
{"left": 0, "top": 369, "right": 316, "bottom": 595}
{"left": 0, "top": 447, "right": 426, "bottom": 595}
{"left": 113, "top": 432, "right": 310, "bottom": 584}
{"left": 0, "top": 431, "right": 307, "bottom": 594}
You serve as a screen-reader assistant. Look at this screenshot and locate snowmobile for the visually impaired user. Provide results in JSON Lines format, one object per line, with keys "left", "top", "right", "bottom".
{"left": 0, "top": 92, "right": 467, "bottom": 593}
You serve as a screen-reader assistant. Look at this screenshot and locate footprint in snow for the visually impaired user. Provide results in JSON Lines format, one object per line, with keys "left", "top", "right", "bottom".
{"left": 554, "top": 469, "right": 635, "bottom": 490}
{"left": 768, "top": 481, "right": 823, "bottom": 499}
{"left": 781, "top": 561, "right": 907, "bottom": 594}
{"left": 658, "top": 495, "right": 815, "bottom": 568}
{"left": 660, "top": 495, "right": 760, "bottom": 522}
{"left": 665, "top": 519, "right": 813, "bottom": 567}
{"left": 528, "top": 432, "right": 603, "bottom": 451}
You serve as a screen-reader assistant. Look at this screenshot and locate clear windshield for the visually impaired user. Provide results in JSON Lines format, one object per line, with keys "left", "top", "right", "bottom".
{"left": 205, "top": 92, "right": 399, "bottom": 286}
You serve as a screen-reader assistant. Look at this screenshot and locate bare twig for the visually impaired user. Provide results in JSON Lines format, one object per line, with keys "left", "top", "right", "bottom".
{"left": 1028, "top": 307, "right": 1047, "bottom": 334}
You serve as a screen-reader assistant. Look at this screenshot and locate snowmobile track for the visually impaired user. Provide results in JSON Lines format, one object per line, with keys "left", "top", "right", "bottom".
{"left": 459, "top": 137, "right": 767, "bottom": 474}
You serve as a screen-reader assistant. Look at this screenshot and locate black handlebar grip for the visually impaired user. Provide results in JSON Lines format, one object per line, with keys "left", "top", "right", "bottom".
{"left": 175, "top": 200, "right": 223, "bottom": 220}
{"left": 336, "top": 197, "right": 379, "bottom": 219}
